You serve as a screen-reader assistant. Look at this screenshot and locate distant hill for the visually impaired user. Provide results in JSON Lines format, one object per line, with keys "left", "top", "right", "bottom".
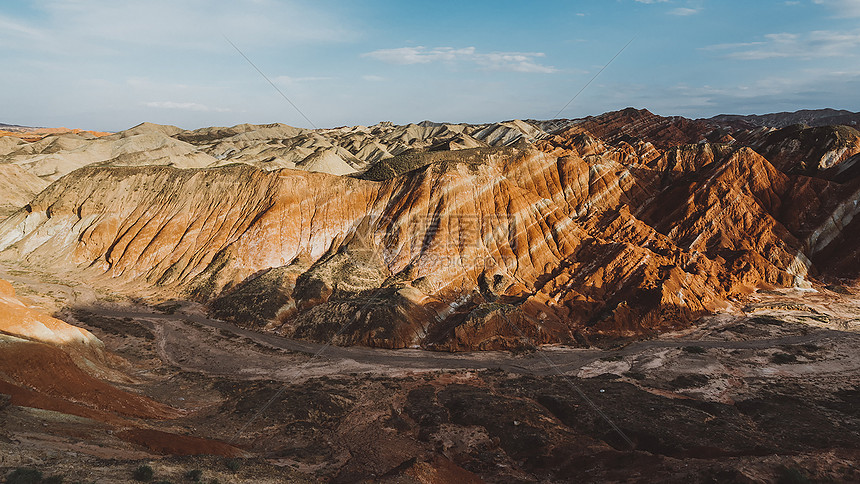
{"left": 0, "top": 122, "right": 37, "bottom": 131}
{"left": 708, "top": 108, "right": 860, "bottom": 128}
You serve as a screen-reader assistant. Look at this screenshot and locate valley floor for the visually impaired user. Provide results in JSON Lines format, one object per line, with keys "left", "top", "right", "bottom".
{"left": 1, "top": 263, "right": 859, "bottom": 482}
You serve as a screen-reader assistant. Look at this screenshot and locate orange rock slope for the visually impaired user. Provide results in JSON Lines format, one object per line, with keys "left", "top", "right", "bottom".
{"left": 1, "top": 110, "right": 859, "bottom": 350}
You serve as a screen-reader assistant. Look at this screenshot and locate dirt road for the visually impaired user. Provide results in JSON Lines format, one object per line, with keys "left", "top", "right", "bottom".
{"left": 88, "top": 305, "right": 860, "bottom": 379}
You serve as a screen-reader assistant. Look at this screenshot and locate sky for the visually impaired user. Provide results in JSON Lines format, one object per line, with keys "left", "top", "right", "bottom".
{"left": 2, "top": 0, "right": 860, "bottom": 130}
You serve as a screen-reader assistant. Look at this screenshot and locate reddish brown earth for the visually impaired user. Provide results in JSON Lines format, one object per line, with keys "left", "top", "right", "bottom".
{"left": 1, "top": 266, "right": 858, "bottom": 482}
{"left": 0, "top": 278, "right": 176, "bottom": 421}
{"left": 0, "top": 340, "right": 176, "bottom": 421}
{"left": 115, "top": 428, "right": 245, "bottom": 458}
{"left": 0, "top": 277, "right": 265, "bottom": 471}
{"left": 554, "top": 107, "right": 720, "bottom": 149}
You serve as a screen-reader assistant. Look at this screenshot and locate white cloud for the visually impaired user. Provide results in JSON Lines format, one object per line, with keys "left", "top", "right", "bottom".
{"left": 144, "top": 101, "right": 230, "bottom": 112}
{"left": 362, "top": 46, "right": 557, "bottom": 73}
{"left": 718, "top": 30, "right": 860, "bottom": 60}
{"left": 23, "top": 0, "right": 355, "bottom": 54}
{"left": 813, "top": 0, "right": 860, "bottom": 17}
{"left": 0, "top": 14, "right": 46, "bottom": 39}
{"left": 275, "top": 76, "right": 333, "bottom": 84}
{"left": 364, "top": 47, "right": 475, "bottom": 65}
{"left": 700, "top": 41, "right": 766, "bottom": 51}
{"left": 669, "top": 7, "right": 701, "bottom": 15}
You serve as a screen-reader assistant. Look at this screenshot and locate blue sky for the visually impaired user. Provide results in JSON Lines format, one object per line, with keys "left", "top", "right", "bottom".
{"left": 2, "top": 0, "right": 860, "bottom": 130}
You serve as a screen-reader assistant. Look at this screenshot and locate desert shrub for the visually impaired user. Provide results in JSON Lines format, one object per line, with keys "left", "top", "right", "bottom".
{"left": 777, "top": 465, "right": 810, "bottom": 484}
{"left": 43, "top": 476, "right": 64, "bottom": 484}
{"left": 682, "top": 345, "right": 706, "bottom": 354}
{"left": 669, "top": 373, "right": 710, "bottom": 389}
{"left": 132, "top": 465, "right": 154, "bottom": 482}
{"left": 5, "top": 468, "right": 42, "bottom": 484}
{"left": 225, "top": 459, "right": 242, "bottom": 472}
{"left": 772, "top": 352, "right": 797, "bottom": 364}
{"left": 184, "top": 469, "right": 203, "bottom": 482}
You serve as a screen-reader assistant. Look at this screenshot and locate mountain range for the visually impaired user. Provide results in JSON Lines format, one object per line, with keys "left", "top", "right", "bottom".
{"left": 2, "top": 108, "right": 860, "bottom": 350}
{"left": 2, "top": 107, "right": 860, "bottom": 482}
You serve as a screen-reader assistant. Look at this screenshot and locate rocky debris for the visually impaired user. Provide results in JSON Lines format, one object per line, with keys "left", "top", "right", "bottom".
{"left": 194, "top": 365, "right": 860, "bottom": 483}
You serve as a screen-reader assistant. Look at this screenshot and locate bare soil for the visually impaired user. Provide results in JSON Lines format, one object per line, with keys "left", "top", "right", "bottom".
{"left": 0, "top": 263, "right": 859, "bottom": 482}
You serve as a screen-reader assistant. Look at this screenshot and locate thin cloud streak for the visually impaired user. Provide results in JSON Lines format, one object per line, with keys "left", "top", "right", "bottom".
{"left": 669, "top": 7, "right": 702, "bottom": 16}
{"left": 717, "top": 30, "right": 860, "bottom": 60}
{"left": 144, "top": 101, "right": 231, "bottom": 112}
{"left": 814, "top": 0, "right": 860, "bottom": 17}
{"left": 363, "top": 46, "right": 557, "bottom": 73}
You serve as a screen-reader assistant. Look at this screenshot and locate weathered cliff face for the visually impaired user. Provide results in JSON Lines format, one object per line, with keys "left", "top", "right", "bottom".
{"left": 1, "top": 109, "right": 859, "bottom": 350}
{"left": 751, "top": 124, "right": 860, "bottom": 181}
{"left": 709, "top": 108, "right": 860, "bottom": 129}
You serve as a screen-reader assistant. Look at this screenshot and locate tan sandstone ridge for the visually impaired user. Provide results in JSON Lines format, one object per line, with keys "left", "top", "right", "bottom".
{"left": 1, "top": 109, "right": 860, "bottom": 350}
{"left": 0, "top": 119, "right": 540, "bottom": 183}
{"left": 0, "top": 127, "right": 112, "bottom": 143}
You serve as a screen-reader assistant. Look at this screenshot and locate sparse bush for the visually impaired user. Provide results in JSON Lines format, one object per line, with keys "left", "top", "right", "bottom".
{"left": 772, "top": 352, "right": 797, "bottom": 364}
{"left": 132, "top": 465, "right": 154, "bottom": 482}
{"left": 5, "top": 468, "right": 42, "bottom": 484}
{"left": 800, "top": 343, "right": 820, "bottom": 352}
{"left": 43, "top": 476, "right": 64, "bottom": 484}
{"left": 777, "top": 465, "right": 810, "bottom": 484}
{"left": 669, "top": 373, "right": 710, "bottom": 389}
{"left": 682, "top": 345, "right": 706, "bottom": 354}
{"left": 184, "top": 469, "right": 203, "bottom": 482}
{"left": 225, "top": 459, "right": 242, "bottom": 472}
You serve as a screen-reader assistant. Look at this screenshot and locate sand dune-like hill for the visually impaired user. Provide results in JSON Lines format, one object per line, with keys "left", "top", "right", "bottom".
{"left": 0, "top": 163, "right": 48, "bottom": 216}
{"left": 0, "top": 118, "right": 544, "bottom": 182}
{"left": 0, "top": 135, "right": 27, "bottom": 155}
{"left": 1, "top": 129, "right": 217, "bottom": 180}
